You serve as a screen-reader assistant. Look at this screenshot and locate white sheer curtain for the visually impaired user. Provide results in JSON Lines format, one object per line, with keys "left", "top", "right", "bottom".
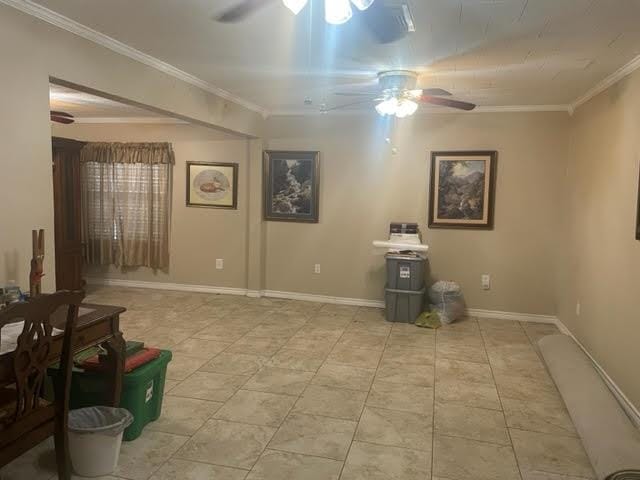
{"left": 80, "top": 143, "right": 174, "bottom": 270}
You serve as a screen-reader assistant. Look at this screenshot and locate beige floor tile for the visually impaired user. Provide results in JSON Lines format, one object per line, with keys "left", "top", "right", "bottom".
{"left": 381, "top": 346, "right": 435, "bottom": 366}
{"left": 150, "top": 458, "right": 247, "bottom": 480}
{"left": 340, "top": 441, "right": 431, "bottom": 480}
{"left": 502, "top": 397, "right": 577, "bottom": 437}
{"left": 246, "top": 450, "right": 342, "bottom": 480}
{"left": 390, "top": 322, "right": 435, "bottom": 335}
{"left": 354, "top": 307, "right": 386, "bottom": 322}
{"left": 482, "top": 328, "right": 531, "bottom": 348}
{"left": 436, "top": 358, "right": 494, "bottom": 384}
{"left": 166, "top": 355, "right": 210, "bottom": 381}
{"left": 170, "top": 371, "right": 249, "bottom": 402}
{"left": 355, "top": 406, "right": 432, "bottom": 451}
{"left": 214, "top": 390, "right": 297, "bottom": 427}
{"left": 435, "top": 379, "right": 502, "bottom": 410}
{"left": 143, "top": 326, "right": 193, "bottom": 349}
{"left": 434, "top": 404, "right": 511, "bottom": 445}
{"left": 346, "top": 321, "right": 391, "bottom": 336}
{"left": 326, "top": 345, "right": 382, "bottom": 369}
{"left": 172, "top": 338, "right": 231, "bottom": 359}
{"left": 319, "top": 304, "right": 359, "bottom": 316}
{"left": 248, "top": 321, "right": 302, "bottom": 336}
{"left": 148, "top": 395, "right": 222, "bottom": 435}
{"left": 478, "top": 318, "right": 525, "bottom": 331}
{"left": 366, "top": 381, "right": 434, "bottom": 415}
{"left": 164, "top": 379, "right": 179, "bottom": 393}
{"left": 193, "top": 324, "right": 252, "bottom": 343}
{"left": 283, "top": 336, "right": 337, "bottom": 353}
{"left": 436, "top": 341, "right": 488, "bottom": 364}
{"left": 311, "top": 363, "right": 376, "bottom": 391}
{"left": 115, "top": 430, "right": 189, "bottom": 480}
{"left": 225, "top": 336, "right": 289, "bottom": 356}
{"left": 375, "top": 362, "right": 434, "bottom": 387}
{"left": 433, "top": 434, "right": 521, "bottom": 480}
{"left": 521, "top": 322, "right": 560, "bottom": 344}
{"left": 175, "top": 419, "right": 276, "bottom": 470}
{"left": 306, "top": 315, "right": 352, "bottom": 329}
{"left": 294, "top": 385, "right": 367, "bottom": 420}
{"left": 244, "top": 367, "right": 314, "bottom": 396}
{"left": 268, "top": 413, "right": 356, "bottom": 460}
{"left": 267, "top": 348, "right": 326, "bottom": 372}
{"left": 0, "top": 438, "right": 55, "bottom": 480}
{"left": 200, "top": 353, "right": 270, "bottom": 376}
{"left": 520, "top": 470, "right": 593, "bottom": 480}
{"left": 336, "top": 332, "right": 388, "bottom": 350}
{"left": 386, "top": 333, "right": 435, "bottom": 349}
{"left": 510, "top": 429, "right": 595, "bottom": 478}
{"left": 494, "top": 372, "right": 560, "bottom": 404}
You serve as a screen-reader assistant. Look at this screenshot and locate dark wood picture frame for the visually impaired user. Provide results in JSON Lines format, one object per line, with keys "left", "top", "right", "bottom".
{"left": 428, "top": 150, "right": 498, "bottom": 230}
{"left": 186, "top": 161, "right": 238, "bottom": 210}
{"left": 263, "top": 150, "right": 320, "bottom": 223}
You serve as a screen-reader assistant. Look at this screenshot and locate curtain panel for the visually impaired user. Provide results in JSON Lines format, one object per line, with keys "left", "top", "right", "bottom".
{"left": 80, "top": 142, "right": 174, "bottom": 270}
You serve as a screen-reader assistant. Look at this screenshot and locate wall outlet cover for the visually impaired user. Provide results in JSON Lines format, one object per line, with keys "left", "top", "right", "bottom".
{"left": 216, "top": 259, "right": 224, "bottom": 270}
{"left": 481, "top": 274, "right": 491, "bottom": 290}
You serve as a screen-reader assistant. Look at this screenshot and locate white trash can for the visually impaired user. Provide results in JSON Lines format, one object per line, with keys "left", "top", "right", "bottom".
{"left": 68, "top": 406, "right": 134, "bottom": 477}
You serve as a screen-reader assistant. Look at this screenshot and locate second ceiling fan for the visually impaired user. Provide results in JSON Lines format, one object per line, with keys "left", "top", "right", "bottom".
{"left": 216, "top": 0, "right": 410, "bottom": 44}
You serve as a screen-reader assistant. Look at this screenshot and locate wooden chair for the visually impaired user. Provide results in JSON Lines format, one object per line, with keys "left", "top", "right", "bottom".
{"left": 0, "top": 290, "right": 84, "bottom": 480}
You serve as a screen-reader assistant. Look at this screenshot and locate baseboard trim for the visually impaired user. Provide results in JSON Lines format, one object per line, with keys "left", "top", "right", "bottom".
{"left": 467, "top": 308, "right": 558, "bottom": 324}
{"left": 554, "top": 318, "right": 640, "bottom": 428}
{"left": 262, "top": 290, "right": 386, "bottom": 308}
{"left": 85, "top": 277, "right": 249, "bottom": 296}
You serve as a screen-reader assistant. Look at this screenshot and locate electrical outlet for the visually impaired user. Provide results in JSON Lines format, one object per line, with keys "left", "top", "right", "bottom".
{"left": 216, "top": 259, "right": 224, "bottom": 270}
{"left": 481, "top": 274, "right": 491, "bottom": 290}
{"left": 314, "top": 264, "right": 321, "bottom": 274}
{"left": 576, "top": 301, "right": 581, "bottom": 316}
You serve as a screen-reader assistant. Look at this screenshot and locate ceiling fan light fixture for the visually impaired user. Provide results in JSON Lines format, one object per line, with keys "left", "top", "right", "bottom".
{"left": 282, "top": 0, "right": 308, "bottom": 15}
{"left": 325, "top": 0, "right": 353, "bottom": 24}
{"left": 375, "top": 96, "right": 418, "bottom": 118}
{"left": 395, "top": 98, "right": 418, "bottom": 118}
{"left": 350, "top": 0, "right": 374, "bottom": 11}
{"left": 375, "top": 97, "right": 398, "bottom": 116}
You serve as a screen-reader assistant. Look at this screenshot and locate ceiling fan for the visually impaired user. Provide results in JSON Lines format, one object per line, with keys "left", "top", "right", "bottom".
{"left": 322, "top": 70, "right": 477, "bottom": 117}
{"left": 50, "top": 111, "right": 75, "bottom": 124}
{"left": 215, "top": 0, "right": 411, "bottom": 44}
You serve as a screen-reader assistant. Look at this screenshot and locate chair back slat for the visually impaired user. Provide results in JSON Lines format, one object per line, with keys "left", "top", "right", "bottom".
{"left": 0, "top": 291, "right": 84, "bottom": 423}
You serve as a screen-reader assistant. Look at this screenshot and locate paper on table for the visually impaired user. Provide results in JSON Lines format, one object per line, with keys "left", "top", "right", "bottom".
{"left": 0, "top": 321, "right": 64, "bottom": 355}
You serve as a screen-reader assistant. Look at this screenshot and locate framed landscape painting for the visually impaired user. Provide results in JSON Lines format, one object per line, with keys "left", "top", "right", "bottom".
{"left": 186, "top": 162, "right": 238, "bottom": 209}
{"left": 429, "top": 151, "right": 497, "bottom": 229}
{"left": 263, "top": 150, "right": 320, "bottom": 223}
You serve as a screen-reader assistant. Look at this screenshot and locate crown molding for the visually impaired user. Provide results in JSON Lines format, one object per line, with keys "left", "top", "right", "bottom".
{"left": 270, "top": 104, "right": 570, "bottom": 117}
{"left": 571, "top": 54, "right": 640, "bottom": 112}
{"left": 1, "top": 0, "right": 269, "bottom": 117}
{"left": 72, "top": 116, "right": 189, "bottom": 125}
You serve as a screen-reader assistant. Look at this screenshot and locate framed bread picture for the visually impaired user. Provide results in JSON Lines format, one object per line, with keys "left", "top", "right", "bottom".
{"left": 429, "top": 151, "right": 498, "bottom": 230}
{"left": 186, "top": 162, "right": 238, "bottom": 209}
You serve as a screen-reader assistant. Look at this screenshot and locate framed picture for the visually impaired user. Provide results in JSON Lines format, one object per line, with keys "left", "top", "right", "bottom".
{"left": 429, "top": 150, "right": 497, "bottom": 229}
{"left": 186, "top": 162, "right": 238, "bottom": 209}
{"left": 263, "top": 150, "right": 320, "bottom": 223}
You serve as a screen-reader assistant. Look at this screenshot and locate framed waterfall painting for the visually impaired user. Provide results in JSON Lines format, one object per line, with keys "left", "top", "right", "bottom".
{"left": 263, "top": 150, "right": 320, "bottom": 223}
{"left": 186, "top": 162, "right": 238, "bottom": 209}
{"left": 429, "top": 151, "right": 497, "bottom": 229}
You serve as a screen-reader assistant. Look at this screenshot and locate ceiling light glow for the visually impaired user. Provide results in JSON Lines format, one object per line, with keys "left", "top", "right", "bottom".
{"left": 283, "top": 0, "right": 308, "bottom": 15}
{"left": 375, "top": 97, "right": 418, "bottom": 118}
{"left": 350, "top": 0, "right": 374, "bottom": 11}
{"left": 325, "top": 0, "right": 353, "bottom": 24}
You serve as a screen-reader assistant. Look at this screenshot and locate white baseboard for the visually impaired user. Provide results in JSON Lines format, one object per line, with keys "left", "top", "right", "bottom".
{"left": 85, "top": 277, "right": 248, "bottom": 296}
{"left": 467, "top": 308, "right": 558, "bottom": 324}
{"left": 262, "top": 289, "right": 385, "bottom": 308}
{"left": 555, "top": 318, "right": 640, "bottom": 428}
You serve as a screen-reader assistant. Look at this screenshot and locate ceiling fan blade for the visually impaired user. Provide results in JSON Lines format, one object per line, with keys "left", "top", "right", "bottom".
{"left": 420, "top": 95, "right": 476, "bottom": 111}
{"left": 419, "top": 88, "right": 452, "bottom": 97}
{"left": 359, "top": 2, "right": 408, "bottom": 44}
{"left": 214, "top": 0, "right": 276, "bottom": 23}
{"left": 321, "top": 98, "right": 378, "bottom": 113}
{"left": 50, "top": 115, "right": 75, "bottom": 124}
{"left": 334, "top": 92, "right": 379, "bottom": 96}
{"left": 50, "top": 110, "right": 74, "bottom": 118}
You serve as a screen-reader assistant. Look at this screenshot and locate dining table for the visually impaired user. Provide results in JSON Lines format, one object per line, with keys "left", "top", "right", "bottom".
{"left": 0, "top": 303, "right": 127, "bottom": 407}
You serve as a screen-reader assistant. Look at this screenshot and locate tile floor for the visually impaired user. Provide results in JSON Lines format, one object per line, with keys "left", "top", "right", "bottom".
{"left": 0, "top": 286, "right": 596, "bottom": 480}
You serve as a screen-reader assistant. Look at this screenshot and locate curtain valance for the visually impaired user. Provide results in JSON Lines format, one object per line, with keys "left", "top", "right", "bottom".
{"left": 80, "top": 142, "right": 175, "bottom": 165}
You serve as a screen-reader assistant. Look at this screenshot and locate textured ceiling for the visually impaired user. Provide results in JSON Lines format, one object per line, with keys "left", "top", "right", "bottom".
{"left": 35, "top": 0, "right": 640, "bottom": 113}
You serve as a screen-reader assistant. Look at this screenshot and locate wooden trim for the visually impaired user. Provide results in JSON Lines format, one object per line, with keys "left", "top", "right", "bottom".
{"left": 185, "top": 162, "right": 239, "bottom": 210}
{"left": 262, "top": 150, "right": 320, "bottom": 223}
{"left": 428, "top": 150, "right": 498, "bottom": 230}
{"left": 636, "top": 167, "right": 640, "bottom": 241}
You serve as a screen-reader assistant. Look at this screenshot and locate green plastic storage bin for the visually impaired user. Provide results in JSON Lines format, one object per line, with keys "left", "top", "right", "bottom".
{"left": 49, "top": 350, "right": 172, "bottom": 441}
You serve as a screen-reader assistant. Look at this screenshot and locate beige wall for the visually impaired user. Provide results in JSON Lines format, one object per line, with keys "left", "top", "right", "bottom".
{"left": 265, "top": 112, "right": 569, "bottom": 314}
{"left": 52, "top": 123, "right": 250, "bottom": 289}
{"left": 0, "top": 5, "right": 262, "bottom": 292}
{"left": 559, "top": 68, "right": 640, "bottom": 409}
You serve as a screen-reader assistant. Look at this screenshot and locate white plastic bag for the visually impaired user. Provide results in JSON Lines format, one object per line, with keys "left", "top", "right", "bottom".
{"left": 429, "top": 281, "right": 464, "bottom": 324}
